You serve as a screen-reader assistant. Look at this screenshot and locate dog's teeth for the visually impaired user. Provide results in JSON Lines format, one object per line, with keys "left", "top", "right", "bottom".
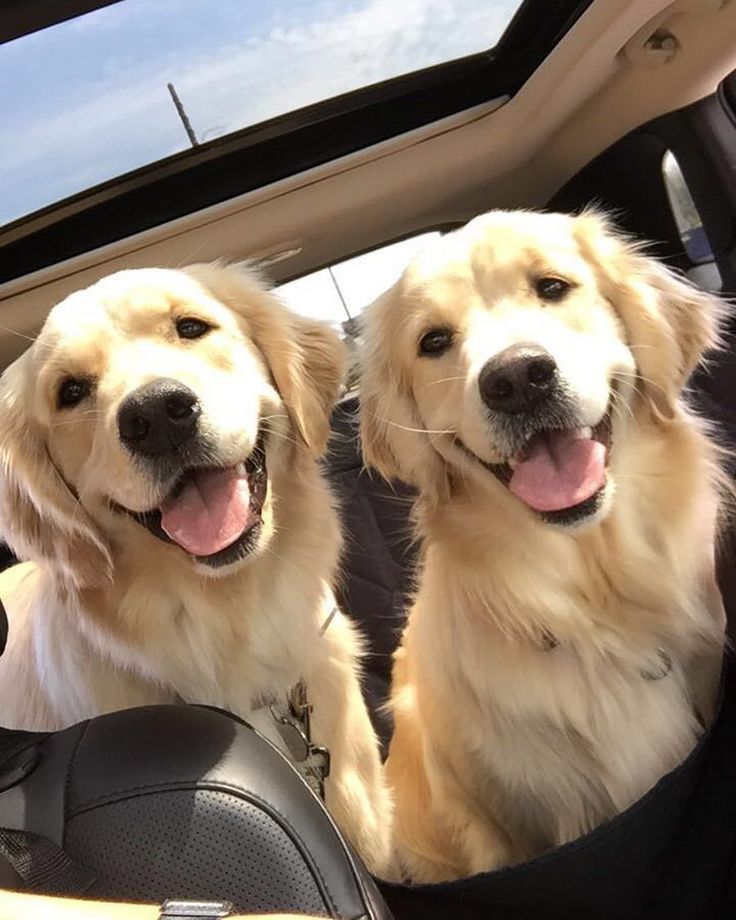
{"left": 508, "top": 458, "right": 519, "bottom": 470}
{"left": 236, "top": 462, "right": 246, "bottom": 475}
{"left": 578, "top": 427, "right": 593, "bottom": 439}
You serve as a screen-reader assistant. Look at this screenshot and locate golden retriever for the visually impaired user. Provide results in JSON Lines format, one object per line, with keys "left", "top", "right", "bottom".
{"left": 0, "top": 263, "right": 391, "bottom": 876}
{"left": 359, "top": 209, "right": 727, "bottom": 882}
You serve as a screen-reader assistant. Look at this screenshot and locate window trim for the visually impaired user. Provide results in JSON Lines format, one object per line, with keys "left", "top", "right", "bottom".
{"left": 0, "top": 0, "right": 123, "bottom": 44}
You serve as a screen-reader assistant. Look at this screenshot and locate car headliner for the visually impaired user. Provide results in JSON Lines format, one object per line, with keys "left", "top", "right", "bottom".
{"left": 0, "top": 0, "right": 735, "bottom": 370}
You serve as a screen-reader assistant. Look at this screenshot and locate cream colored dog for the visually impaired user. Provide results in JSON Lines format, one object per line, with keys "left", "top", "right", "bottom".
{"left": 0, "top": 263, "right": 391, "bottom": 876}
{"left": 360, "top": 209, "right": 727, "bottom": 882}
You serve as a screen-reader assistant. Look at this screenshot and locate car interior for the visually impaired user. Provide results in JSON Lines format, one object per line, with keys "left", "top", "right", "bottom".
{"left": 1, "top": 0, "right": 736, "bottom": 916}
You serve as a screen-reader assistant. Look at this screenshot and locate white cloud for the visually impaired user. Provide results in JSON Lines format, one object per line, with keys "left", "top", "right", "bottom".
{"left": 174, "top": 0, "right": 514, "bottom": 133}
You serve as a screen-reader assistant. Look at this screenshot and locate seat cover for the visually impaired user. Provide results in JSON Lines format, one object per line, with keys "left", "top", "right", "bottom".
{"left": 324, "top": 394, "right": 736, "bottom": 919}
{"left": 379, "top": 653, "right": 736, "bottom": 920}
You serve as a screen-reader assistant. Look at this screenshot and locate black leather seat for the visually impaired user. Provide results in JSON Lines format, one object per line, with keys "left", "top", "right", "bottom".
{"left": 0, "top": 703, "right": 391, "bottom": 919}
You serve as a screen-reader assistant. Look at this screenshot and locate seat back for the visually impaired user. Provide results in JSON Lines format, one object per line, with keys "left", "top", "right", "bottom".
{"left": 0, "top": 705, "right": 393, "bottom": 918}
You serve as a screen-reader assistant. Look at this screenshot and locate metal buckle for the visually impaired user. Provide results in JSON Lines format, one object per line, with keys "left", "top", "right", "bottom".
{"left": 270, "top": 705, "right": 310, "bottom": 762}
{"left": 270, "top": 681, "right": 331, "bottom": 798}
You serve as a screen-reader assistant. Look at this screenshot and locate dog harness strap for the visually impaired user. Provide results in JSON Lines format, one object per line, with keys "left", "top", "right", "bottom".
{"left": 0, "top": 731, "right": 48, "bottom": 795}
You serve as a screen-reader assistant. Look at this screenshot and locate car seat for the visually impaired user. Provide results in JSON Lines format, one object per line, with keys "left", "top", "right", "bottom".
{"left": 0, "top": 655, "right": 391, "bottom": 919}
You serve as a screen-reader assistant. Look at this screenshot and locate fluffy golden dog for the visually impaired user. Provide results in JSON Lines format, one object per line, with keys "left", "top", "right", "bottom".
{"left": 360, "top": 209, "right": 727, "bottom": 882}
{"left": 0, "top": 263, "right": 391, "bottom": 875}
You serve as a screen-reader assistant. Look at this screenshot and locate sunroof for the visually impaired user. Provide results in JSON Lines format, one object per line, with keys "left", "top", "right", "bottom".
{"left": 0, "top": 0, "right": 520, "bottom": 229}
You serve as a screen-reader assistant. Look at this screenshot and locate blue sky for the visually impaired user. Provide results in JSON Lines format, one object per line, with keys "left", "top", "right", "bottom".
{"left": 0, "top": 0, "right": 519, "bottom": 227}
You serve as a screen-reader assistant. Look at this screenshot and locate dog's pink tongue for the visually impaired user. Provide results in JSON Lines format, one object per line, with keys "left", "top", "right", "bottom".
{"left": 160, "top": 467, "right": 253, "bottom": 556}
{"left": 509, "top": 431, "right": 606, "bottom": 513}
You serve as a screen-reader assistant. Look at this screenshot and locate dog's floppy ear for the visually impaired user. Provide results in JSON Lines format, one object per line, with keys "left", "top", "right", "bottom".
{"left": 0, "top": 360, "right": 111, "bottom": 588}
{"left": 359, "top": 286, "right": 448, "bottom": 495}
{"left": 184, "top": 262, "right": 346, "bottom": 457}
{"left": 261, "top": 310, "right": 347, "bottom": 456}
{"left": 575, "top": 210, "right": 722, "bottom": 422}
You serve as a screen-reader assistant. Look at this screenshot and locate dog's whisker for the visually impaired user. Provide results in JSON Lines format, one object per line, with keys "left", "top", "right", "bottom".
{"left": 611, "top": 405, "right": 633, "bottom": 426}
{"left": 613, "top": 371, "right": 656, "bottom": 389}
{"left": 260, "top": 545, "right": 291, "bottom": 567}
{"left": 50, "top": 413, "right": 105, "bottom": 428}
{"left": 422, "top": 376, "right": 467, "bottom": 390}
{"left": 50, "top": 419, "right": 96, "bottom": 428}
{"left": 268, "top": 428, "right": 302, "bottom": 450}
{"left": 392, "top": 429, "right": 460, "bottom": 486}
{"left": 268, "top": 425, "right": 299, "bottom": 443}
{"left": 378, "top": 416, "right": 455, "bottom": 436}
{"left": 609, "top": 389, "right": 635, "bottom": 422}
{"left": 260, "top": 419, "right": 291, "bottom": 432}
{"left": 0, "top": 323, "right": 37, "bottom": 343}
{"left": 169, "top": 241, "right": 211, "bottom": 269}
{"left": 612, "top": 368, "right": 667, "bottom": 394}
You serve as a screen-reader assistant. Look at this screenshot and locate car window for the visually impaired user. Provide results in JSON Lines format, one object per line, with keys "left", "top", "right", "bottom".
{"left": 277, "top": 230, "right": 442, "bottom": 393}
{"left": 277, "top": 231, "right": 441, "bottom": 327}
{"left": 662, "top": 150, "right": 722, "bottom": 291}
{"left": 0, "top": 0, "right": 521, "bottom": 229}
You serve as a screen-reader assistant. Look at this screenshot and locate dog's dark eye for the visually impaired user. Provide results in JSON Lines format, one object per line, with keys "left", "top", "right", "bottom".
{"left": 57, "top": 377, "right": 91, "bottom": 409}
{"left": 535, "top": 277, "right": 573, "bottom": 302}
{"left": 419, "top": 328, "right": 454, "bottom": 357}
{"left": 176, "top": 317, "right": 212, "bottom": 340}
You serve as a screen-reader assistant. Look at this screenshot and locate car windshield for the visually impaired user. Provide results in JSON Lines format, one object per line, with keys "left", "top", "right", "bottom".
{"left": 0, "top": 0, "right": 520, "bottom": 229}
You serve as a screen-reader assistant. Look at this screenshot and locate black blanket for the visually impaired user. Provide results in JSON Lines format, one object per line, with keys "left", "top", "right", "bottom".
{"left": 327, "top": 395, "right": 736, "bottom": 920}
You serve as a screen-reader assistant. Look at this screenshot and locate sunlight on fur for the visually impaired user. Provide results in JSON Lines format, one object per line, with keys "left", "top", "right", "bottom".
{"left": 0, "top": 262, "right": 392, "bottom": 876}
{"left": 360, "top": 209, "right": 728, "bottom": 882}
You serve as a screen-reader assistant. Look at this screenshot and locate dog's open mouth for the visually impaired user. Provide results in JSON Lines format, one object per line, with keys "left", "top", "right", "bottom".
{"left": 456, "top": 406, "right": 613, "bottom": 524}
{"left": 116, "top": 432, "right": 267, "bottom": 567}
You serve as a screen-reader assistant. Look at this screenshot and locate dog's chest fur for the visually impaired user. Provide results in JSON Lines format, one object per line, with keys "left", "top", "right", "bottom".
{"left": 66, "top": 465, "right": 345, "bottom": 722}
{"left": 78, "top": 558, "right": 330, "bottom": 717}
{"left": 452, "top": 627, "right": 700, "bottom": 849}
{"left": 409, "top": 503, "right": 722, "bottom": 858}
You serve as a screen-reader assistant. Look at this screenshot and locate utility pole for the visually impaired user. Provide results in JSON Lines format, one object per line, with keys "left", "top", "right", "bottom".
{"left": 327, "top": 266, "right": 352, "bottom": 321}
{"left": 167, "top": 82, "right": 199, "bottom": 147}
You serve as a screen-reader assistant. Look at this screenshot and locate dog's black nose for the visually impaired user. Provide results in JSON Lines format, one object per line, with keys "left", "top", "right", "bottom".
{"left": 478, "top": 344, "right": 558, "bottom": 414}
{"left": 118, "top": 379, "right": 201, "bottom": 456}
